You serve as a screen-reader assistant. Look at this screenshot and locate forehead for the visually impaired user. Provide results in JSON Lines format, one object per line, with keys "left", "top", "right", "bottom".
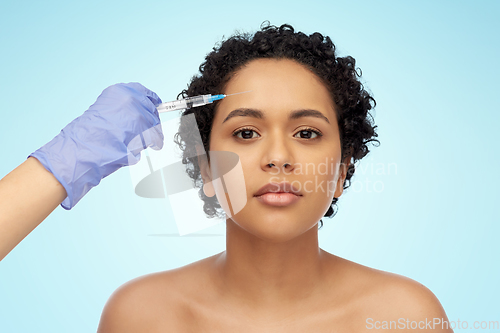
{"left": 216, "top": 58, "right": 336, "bottom": 118}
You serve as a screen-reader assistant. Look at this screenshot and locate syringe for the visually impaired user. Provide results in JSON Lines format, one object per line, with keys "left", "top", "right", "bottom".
{"left": 156, "top": 91, "right": 251, "bottom": 113}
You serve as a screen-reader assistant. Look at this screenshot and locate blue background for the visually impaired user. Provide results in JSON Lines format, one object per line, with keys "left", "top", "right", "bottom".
{"left": 1, "top": 0, "right": 499, "bottom": 331}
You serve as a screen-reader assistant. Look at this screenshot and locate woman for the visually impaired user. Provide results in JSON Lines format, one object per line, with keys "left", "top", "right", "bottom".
{"left": 97, "top": 24, "right": 451, "bottom": 332}
{"left": 0, "top": 23, "right": 451, "bottom": 331}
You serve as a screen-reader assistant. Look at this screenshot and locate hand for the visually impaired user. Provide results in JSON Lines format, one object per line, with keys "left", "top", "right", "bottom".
{"left": 28, "top": 82, "right": 164, "bottom": 210}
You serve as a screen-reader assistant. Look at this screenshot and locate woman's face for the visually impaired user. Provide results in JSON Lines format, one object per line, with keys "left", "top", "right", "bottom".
{"left": 202, "top": 58, "right": 349, "bottom": 242}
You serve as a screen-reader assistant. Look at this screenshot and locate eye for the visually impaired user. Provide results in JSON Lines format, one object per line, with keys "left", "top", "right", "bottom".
{"left": 232, "top": 127, "right": 323, "bottom": 140}
{"left": 294, "top": 127, "right": 323, "bottom": 139}
{"left": 233, "top": 127, "right": 260, "bottom": 140}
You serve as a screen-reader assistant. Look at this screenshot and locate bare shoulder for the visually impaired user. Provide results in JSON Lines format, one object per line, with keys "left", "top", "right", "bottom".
{"left": 97, "top": 255, "right": 217, "bottom": 333}
{"left": 324, "top": 253, "right": 452, "bottom": 331}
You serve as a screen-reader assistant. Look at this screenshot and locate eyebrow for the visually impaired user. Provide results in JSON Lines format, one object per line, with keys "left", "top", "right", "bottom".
{"left": 222, "top": 108, "right": 330, "bottom": 124}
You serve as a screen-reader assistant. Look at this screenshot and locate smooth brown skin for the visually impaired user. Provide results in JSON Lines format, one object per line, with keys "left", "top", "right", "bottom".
{"left": 97, "top": 58, "right": 452, "bottom": 332}
{"left": 0, "top": 157, "right": 67, "bottom": 261}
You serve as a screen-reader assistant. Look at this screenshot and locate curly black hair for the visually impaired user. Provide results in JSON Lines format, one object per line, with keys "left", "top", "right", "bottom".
{"left": 174, "top": 22, "right": 379, "bottom": 227}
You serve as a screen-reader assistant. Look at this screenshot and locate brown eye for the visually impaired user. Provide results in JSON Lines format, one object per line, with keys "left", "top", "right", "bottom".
{"left": 233, "top": 128, "right": 260, "bottom": 139}
{"left": 294, "top": 128, "right": 322, "bottom": 139}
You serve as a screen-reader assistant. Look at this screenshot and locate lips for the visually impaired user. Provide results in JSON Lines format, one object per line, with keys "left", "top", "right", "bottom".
{"left": 254, "top": 182, "right": 303, "bottom": 197}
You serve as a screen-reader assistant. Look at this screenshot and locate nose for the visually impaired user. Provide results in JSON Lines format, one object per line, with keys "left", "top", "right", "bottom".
{"left": 261, "top": 132, "right": 295, "bottom": 174}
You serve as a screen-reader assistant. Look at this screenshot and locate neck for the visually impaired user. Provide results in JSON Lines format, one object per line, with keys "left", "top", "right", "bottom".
{"left": 213, "top": 218, "right": 328, "bottom": 307}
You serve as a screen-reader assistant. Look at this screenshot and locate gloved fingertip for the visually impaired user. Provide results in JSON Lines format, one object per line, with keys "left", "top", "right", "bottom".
{"left": 123, "top": 82, "right": 162, "bottom": 105}
{"left": 146, "top": 91, "right": 162, "bottom": 107}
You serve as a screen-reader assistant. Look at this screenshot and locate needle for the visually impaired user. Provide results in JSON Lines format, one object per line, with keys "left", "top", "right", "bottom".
{"left": 224, "top": 90, "right": 252, "bottom": 97}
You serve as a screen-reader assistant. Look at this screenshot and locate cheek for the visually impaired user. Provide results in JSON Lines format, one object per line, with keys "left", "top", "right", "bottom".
{"left": 296, "top": 155, "right": 342, "bottom": 211}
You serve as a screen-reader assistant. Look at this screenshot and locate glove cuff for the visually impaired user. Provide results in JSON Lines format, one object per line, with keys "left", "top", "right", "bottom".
{"left": 28, "top": 150, "right": 74, "bottom": 210}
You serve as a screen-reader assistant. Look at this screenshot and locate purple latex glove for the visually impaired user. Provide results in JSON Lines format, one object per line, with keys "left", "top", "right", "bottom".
{"left": 29, "top": 82, "right": 164, "bottom": 210}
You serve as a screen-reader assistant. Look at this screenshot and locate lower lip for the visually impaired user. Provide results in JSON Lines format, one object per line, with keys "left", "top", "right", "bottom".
{"left": 254, "top": 193, "right": 301, "bottom": 206}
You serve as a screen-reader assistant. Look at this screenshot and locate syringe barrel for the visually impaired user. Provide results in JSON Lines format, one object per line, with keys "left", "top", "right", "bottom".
{"left": 184, "top": 95, "right": 212, "bottom": 108}
{"left": 156, "top": 99, "right": 188, "bottom": 113}
{"left": 156, "top": 95, "right": 213, "bottom": 113}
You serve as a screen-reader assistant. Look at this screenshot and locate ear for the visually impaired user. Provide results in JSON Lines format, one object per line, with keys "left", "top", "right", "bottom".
{"left": 334, "top": 155, "right": 351, "bottom": 198}
{"left": 195, "top": 144, "right": 215, "bottom": 197}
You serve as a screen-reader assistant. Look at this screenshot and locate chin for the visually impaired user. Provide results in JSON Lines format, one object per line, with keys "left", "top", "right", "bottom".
{"left": 228, "top": 209, "right": 319, "bottom": 243}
